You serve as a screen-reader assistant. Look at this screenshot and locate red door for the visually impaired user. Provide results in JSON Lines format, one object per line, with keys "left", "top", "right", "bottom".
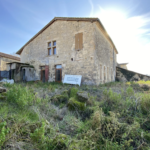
{"left": 45, "top": 65, "right": 49, "bottom": 82}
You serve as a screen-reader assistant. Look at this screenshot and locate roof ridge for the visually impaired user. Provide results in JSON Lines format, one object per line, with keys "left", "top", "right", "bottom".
{"left": 16, "top": 17, "right": 118, "bottom": 55}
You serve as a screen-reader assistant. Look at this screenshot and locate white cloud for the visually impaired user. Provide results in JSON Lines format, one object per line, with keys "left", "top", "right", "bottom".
{"left": 89, "top": 0, "right": 94, "bottom": 17}
{"left": 91, "top": 7, "right": 150, "bottom": 75}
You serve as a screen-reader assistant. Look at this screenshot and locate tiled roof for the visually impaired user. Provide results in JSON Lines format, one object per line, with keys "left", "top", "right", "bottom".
{"left": 0, "top": 52, "right": 20, "bottom": 61}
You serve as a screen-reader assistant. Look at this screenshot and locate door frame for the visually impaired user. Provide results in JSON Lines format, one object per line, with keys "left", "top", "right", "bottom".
{"left": 55, "top": 65, "right": 62, "bottom": 82}
{"left": 41, "top": 69, "right": 45, "bottom": 82}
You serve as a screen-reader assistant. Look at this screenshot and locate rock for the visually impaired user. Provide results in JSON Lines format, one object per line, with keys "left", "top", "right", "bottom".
{"left": 130, "top": 74, "right": 140, "bottom": 81}
{"left": 77, "top": 91, "right": 89, "bottom": 102}
{"left": 139, "top": 84, "right": 150, "bottom": 91}
{"left": 116, "top": 71, "right": 127, "bottom": 82}
{"left": 67, "top": 97, "right": 86, "bottom": 111}
{"left": 0, "top": 87, "right": 7, "bottom": 93}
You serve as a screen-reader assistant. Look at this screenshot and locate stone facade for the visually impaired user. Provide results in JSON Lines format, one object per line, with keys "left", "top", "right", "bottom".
{"left": 0, "top": 57, "right": 19, "bottom": 71}
{"left": 0, "top": 52, "right": 20, "bottom": 71}
{"left": 17, "top": 18, "right": 118, "bottom": 85}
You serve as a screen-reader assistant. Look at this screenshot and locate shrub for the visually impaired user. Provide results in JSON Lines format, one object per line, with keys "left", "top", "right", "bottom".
{"left": 0, "top": 121, "right": 9, "bottom": 147}
{"left": 67, "top": 97, "right": 86, "bottom": 111}
{"left": 102, "top": 89, "right": 122, "bottom": 114}
{"left": 140, "top": 93, "right": 150, "bottom": 114}
{"left": 6, "top": 84, "right": 35, "bottom": 108}
{"left": 30, "top": 121, "right": 45, "bottom": 143}
{"left": 51, "top": 94, "right": 69, "bottom": 105}
{"left": 126, "top": 86, "right": 134, "bottom": 97}
{"left": 49, "top": 134, "right": 68, "bottom": 150}
{"left": 69, "top": 87, "right": 78, "bottom": 98}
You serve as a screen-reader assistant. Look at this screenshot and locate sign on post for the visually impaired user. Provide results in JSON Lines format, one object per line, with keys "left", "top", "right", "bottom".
{"left": 63, "top": 75, "right": 82, "bottom": 86}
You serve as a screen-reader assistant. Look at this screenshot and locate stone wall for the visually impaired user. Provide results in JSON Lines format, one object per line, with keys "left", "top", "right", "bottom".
{"left": 93, "top": 22, "right": 117, "bottom": 84}
{"left": 116, "top": 67, "right": 150, "bottom": 82}
{"left": 0, "top": 57, "right": 19, "bottom": 71}
{"left": 20, "top": 20, "right": 117, "bottom": 85}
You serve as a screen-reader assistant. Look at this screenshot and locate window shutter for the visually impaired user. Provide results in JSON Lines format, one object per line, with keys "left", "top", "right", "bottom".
{"left": 79, "top": 32, "right": 83, "bottom": 50}
{"left": 41, "top": 70, "right": 43, "bottom": 81}
{"left": 45, "top": 65, "right": 49, "bottom": 82}
{"left": 75, "top": 33, "right": 79, "bottom": 50}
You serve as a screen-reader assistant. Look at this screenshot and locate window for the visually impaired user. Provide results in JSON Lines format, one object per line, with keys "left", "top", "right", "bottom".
{"left": 53, "top": 47, "right": 56, "bottom": 55}
{"left": 75, "top": 32, "right": 83, "bottom": 50}
{"left": 48, "top": 48, "right": 51, "bottom": 55}
{"left": 53, "top": 41, "right": 56, "bottom": 46}
{"left": 48, "top": 42, "right": 51, "bottom": 47}
{"left": 48, "top": 41, "right": 56, "bottom": 55}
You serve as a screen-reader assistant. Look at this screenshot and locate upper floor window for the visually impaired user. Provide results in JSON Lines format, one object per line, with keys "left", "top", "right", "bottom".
{"left": 48, "top": 41, "right": 56, "bottom": 55}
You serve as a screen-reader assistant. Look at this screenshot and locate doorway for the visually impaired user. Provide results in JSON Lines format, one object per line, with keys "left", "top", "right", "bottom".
{"left": 23, "top": 69, "right": 26, "bottom": 81}
{"left": 55, "top": 65, "right": 62, "bottom": 82}
{"left": 41, "top": 70, "right": 45, "bottom": 82}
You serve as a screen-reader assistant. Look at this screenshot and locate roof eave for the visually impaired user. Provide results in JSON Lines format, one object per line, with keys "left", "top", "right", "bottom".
{"left": 16, "top": 17, "right": 118, "bottom": 55}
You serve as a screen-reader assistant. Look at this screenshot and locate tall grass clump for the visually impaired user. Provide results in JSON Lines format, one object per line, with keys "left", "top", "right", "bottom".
{"left": 102, "top": 89, "right": 122, "bottom": 114}
{"left": 140, "top": 93, "right": 150, "bottom": 115}
{"left": 6, "top": 84, "right": 36, "bottom": 108}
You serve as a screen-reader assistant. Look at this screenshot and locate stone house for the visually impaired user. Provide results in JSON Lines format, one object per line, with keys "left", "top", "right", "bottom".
{"left": 0, "top": 52, "right": 20, "bottom": 79}
{"left": 16, "top": 17, "right": 118, "bottom": 85}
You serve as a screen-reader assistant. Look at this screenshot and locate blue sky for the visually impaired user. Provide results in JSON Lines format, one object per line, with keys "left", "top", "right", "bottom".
{"left": 0, "top": 0, "right": 150, "bottom": 74}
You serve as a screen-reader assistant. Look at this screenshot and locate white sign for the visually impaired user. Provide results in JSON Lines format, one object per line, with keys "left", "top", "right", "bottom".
{"left": 63, "top": 75, "right": 82, "bottom": 86}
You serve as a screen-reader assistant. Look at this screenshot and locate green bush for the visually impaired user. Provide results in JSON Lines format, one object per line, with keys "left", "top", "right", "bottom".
{"left": 51, "top": 94, "right": 69, "bottom": 106}
{"left": 69, "top": 87, "right": 78, "bottom": 98}
{"left": 0, "top": 121, "right": 9, "bottom": 147}
{"left": 126, "top": 86, "right": 134, "bottom": 97}
{"left": 67, "top": 97, "right": 86, "bottom": 111}
{"left": 140, "top": 93, "right": 150, "bottom": 114}
{"left": 6, "top": 84, "right": 35, "bottom": 108}
{"left": 49, "top": 134, "right": 68, "bottom": 150}
{"left": 30, "top": 121, "right": 45, "bottom": 143}
{"left": 102, "top": 89, "right": 122, "bottom": 114}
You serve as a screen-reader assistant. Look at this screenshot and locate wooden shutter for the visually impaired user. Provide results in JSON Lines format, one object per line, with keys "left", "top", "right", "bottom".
{"left": 75, "top": 32, "right": 83, "bottom": 50}
{"left": 75, "top": 33, "right": 79, "bottom": 50}
{"left": 79, "top": 32, "right": 83, "bottom": 50}
{"left": 41, "top": 70, "right": 43, "bottom": 81}
{"left": 45, "top": 65, "right": 49, "bottom": 82}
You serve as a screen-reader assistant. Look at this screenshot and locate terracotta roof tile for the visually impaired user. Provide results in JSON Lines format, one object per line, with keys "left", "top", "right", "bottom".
{"left": 0, "top": 52, "right": 20, "bottom": 61}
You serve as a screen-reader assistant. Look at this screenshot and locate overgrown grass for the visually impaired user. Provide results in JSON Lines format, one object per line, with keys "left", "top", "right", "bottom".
{"left": 0, "top": 81, "right": 150, "bottom": 149}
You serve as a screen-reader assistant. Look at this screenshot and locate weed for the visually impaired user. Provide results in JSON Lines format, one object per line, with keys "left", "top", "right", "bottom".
{"left": 0, "top": 121, "right": 9, "bottom": 147}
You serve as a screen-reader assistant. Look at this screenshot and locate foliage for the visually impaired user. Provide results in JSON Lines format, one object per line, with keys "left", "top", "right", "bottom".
{"left": 6, "top": 84, "right": 35, "bottom": 108}
{"left": 102, "top": 89, "right": 122, "bottom": 114}
{"left": 140, "top": 93, "right": 150, "bottom": 114}
{"left": 1, "top": 81, "right": 150, "bottom": 150}
{"left": 69, "top": 87, "right": 78, "bottom": 98}
{"left": 30, "top": 121, "right": 46, "bottom": 143}
{"left": 0, "top": 121, "right": 9, "bottom": 147}
{"left": 51, "top": 94, "right": 69, "bottom": 105}
{"left": 67, "top": 97, "right": 86, "bottom": 111}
